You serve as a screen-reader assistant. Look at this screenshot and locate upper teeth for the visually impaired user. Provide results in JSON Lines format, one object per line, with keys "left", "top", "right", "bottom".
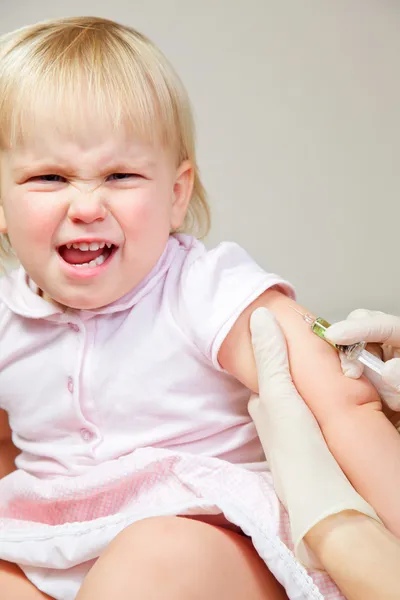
{"left": 65, "top": 242, "right": 112, "bottom": 251}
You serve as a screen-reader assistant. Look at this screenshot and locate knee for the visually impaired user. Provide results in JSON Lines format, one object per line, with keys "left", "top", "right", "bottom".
{"left": 107, "top": 516, "right": 203, "bottom": 571}
{"left": 78, "top": 518, "right": 286, "bottom": 600}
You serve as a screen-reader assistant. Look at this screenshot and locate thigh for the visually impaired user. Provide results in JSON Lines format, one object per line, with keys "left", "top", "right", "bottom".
{"left": 77, "top": 516, "right": 288, "bottom": 600}
{"left": 0, "top": 560, "right": 53, "bottom": 600}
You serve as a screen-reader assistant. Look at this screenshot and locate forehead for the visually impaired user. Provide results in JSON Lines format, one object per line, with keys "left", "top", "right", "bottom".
{"left": 9, "top": 128, "right": 149, "bottom": 162}
{"left": 4, "top": 120, "right": 172, "bottom": 174}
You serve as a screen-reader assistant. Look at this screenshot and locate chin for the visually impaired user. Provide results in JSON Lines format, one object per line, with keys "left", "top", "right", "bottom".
{"left": 52, "top": 290, "right": 113, "bottom": 311}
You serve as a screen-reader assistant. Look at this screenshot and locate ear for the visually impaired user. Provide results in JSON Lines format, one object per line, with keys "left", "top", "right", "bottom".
{"left": 170, "top": 160, "right": 194, "bottom": 230}
{"left": 0, "top": 205, "right": 7, "bottom": 233}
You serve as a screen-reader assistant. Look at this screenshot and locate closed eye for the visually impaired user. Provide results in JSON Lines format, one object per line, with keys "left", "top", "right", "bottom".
{"left": 107, "top": 173, "right": 141, "bottom": 181}
{"left": 27, "top": 173, "right": 143, "bottom": 184}
{"left": 30, "top": 174, "right": 66, "bottom": 183}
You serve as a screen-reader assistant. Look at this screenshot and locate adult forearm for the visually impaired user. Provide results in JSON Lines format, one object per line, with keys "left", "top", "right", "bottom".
{"left": 306, "top": 511, "right": 400, "bottom": 600}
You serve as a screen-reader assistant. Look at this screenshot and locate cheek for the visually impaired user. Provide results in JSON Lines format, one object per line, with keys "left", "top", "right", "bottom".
{"left": 120, "top": 188, "right": 172, "bottom": 236}
{"left": 125, "top": 199, "right": 155, "bottom": 225}
{"left": 5, "top": 192, "right": 63, "bottom": 246}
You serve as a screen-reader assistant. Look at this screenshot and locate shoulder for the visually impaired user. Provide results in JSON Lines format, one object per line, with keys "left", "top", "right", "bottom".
{"left": 174, "top": 234, "right": 293, "bottom": 300}
{"left": 169, "top": 235, "right": 295, "bottom": 366}
{"left": 173, "top": 234, "right": 264, "bottom": 283}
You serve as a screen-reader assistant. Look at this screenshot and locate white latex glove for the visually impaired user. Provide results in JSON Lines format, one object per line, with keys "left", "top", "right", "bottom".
{"left": 249, "top": 307, "right": 381, "bottom": 569}
{"left": 326, "top": 310, "right": 400, "bottom": 412}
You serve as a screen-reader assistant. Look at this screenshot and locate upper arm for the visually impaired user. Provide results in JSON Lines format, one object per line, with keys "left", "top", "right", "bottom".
{"left": 0, "top": 409, "right": 11, "bottom": 443}
{"left": 218, "top": 288, "right": 381, "bottom": 424}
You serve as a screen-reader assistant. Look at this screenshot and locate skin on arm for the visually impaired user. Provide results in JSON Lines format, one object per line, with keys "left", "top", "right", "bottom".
{"left": 0, "top": 408, "right": 19, "bottom": 479}
{"left": 305, "top": 511, "right": 400, "bottom": 600}
{"left": 219, "top": 289, "right": 400, "bottom": 538}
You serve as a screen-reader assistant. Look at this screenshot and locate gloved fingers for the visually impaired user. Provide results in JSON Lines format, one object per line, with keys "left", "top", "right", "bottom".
{"left": 340, "top": 349, "right": 400, "bottom": 410}
{"left": 325, "top": 309, "right": 372, "bottom": 345}
{"left": 326, "top": 309, "right": 400, "bottom": 347}
{"left": 347, "top": 309, "right": 384, "bottom": 320}
{"left": 379, "top": 359, "right": 400, "bottom": 411}
{"left": 381, "top": 391, "right": 400, "bottom": 413}
{"left": 248, "top": 393, "right": 259, "bottom": 407}
{"left": 248, "top": 393, "right": 266, "bottom": 425}
{"left": 338, "top": 351, "right": 364, "bottom": 379}
{"left": 382, "top": 358, "right": 400, "bottom": 392}
{"left": 250, "top": 308, "right": 291, "bottom": 392}
{"left": 358, "top": 360, "right": 400, "bottom": 412}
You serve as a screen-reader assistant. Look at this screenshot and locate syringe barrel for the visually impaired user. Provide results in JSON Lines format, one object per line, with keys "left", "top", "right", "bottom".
{"left": 310, "top": 317, "right": 337, "bottom": 347}
{"left": 310, "top": 317, "right": 366, "bottom": 359}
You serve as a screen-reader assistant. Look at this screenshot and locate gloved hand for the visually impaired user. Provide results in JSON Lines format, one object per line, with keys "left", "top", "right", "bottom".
{"left": 326, "top": 310, "right": 400, "bottom": 412}
{"left": 249, "top": 307, "right": 381, "bottom": 569}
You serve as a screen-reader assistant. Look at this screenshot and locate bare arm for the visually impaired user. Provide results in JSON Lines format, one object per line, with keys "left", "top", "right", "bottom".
{"left": 219, "top": 289, "right": 378, "bottom": 407}
{"left": 306, "top": 512, "right": 400, "bottom": 600}
{"left": 219, "top": 289, "right": 400, "bottom": 536}
{"left": 0, "top": 409, "right": 18, "bottom": 479}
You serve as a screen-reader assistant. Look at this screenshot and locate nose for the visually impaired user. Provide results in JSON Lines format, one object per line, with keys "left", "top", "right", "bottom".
{"left": 67, "top": 189, "right": 107, "bottom": 224}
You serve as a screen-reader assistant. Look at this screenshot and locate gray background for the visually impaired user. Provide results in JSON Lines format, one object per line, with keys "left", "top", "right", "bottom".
{"left": 3, "top": 0, "right": 399, "bottom": 320}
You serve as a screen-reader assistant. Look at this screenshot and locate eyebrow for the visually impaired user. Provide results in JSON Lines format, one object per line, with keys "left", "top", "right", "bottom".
{"left": 12, "top": 161, "right": 70, "bottom": 176}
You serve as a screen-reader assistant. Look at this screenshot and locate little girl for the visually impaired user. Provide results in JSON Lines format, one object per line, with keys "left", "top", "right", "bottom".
{"left": 0, "top": 16, "right": 397, "bottom": 600}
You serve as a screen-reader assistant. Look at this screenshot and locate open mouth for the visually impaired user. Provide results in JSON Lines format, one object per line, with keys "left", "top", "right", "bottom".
{"left": 58, "top": 241, "right": 117, "bottom": 268}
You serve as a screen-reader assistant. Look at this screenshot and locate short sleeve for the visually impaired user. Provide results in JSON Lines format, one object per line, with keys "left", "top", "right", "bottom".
{"left": 177, "top": 241, "right": 295, "bottom": 369}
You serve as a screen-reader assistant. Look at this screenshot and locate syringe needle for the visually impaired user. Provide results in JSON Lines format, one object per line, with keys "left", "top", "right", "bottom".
{"left": 289, "top": 306, "right": 314, "bottom": 325}
{"left": 290, "top": 306, "right": 306, "bottom": 318}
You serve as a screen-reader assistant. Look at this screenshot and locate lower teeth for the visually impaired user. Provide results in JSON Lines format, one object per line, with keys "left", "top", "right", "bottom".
{"left": 73, "top": 253, "right": 107, "bottom": 268}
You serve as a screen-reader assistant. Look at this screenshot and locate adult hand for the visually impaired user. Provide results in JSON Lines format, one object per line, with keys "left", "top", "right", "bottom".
{"left": 249, "top": 307, "right": 380, "bottom": 568}
{"left": 326, "top": 310, "right": 400, "bottom": 412}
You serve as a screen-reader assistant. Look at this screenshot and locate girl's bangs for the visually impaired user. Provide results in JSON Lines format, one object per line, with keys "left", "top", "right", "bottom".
{"left": 0, "top": 38, "right": 178, "bottom": 151}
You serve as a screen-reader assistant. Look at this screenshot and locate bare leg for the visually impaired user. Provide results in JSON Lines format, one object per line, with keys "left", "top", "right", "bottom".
{"left": 77, "top": 516, "right": 288, "bottom": 600}
{"left": 0, "top": 560, "right": 52, "bottom": 600}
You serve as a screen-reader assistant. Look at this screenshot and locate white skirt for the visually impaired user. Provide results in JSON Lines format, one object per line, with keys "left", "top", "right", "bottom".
{"left": 0, "top": 448, "right": 343, "bottom": 600}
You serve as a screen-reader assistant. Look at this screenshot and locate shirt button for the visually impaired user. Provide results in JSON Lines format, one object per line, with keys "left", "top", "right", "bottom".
{"left": 80, "top": 428, "right": 94, "bottom": 442}
{"left": 68, "top": 323, "right": 80, "bottom": 332}
{"left": 67, "top": 377, "right": 74, "bottom": 393}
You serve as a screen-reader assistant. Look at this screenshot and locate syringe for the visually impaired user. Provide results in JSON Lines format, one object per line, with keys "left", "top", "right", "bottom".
{"left": 290, "top": 307, "right": 385, "bottom": 376}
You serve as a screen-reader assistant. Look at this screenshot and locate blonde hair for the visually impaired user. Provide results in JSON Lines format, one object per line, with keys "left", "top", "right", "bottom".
{"left": 0, "top": 16, "right": 210, "bottom": 266}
